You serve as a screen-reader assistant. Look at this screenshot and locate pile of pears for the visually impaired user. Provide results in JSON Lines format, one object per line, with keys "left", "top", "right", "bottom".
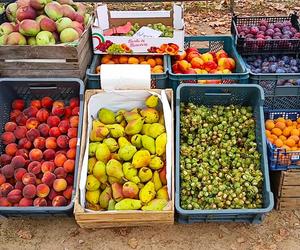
{"left": 86, "top": 95, "right": 169, "bottom": 211}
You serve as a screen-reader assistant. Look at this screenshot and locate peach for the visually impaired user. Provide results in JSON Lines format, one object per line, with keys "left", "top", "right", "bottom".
{"left": 43, "top": 149, "right": 55, "bottom": 161}
{"left": 203, "top": 61, "right": 218, "bottom": 72}
{"left": 65, "top": 174, "right": 73, "bottom": 186}
{"left": 178, "top": 60, "right": 191, "bottom": 72}
{"left": 36, "top": 108, "right": 49, "bottom": 123}
{"left": 66, "top": 148, "right": 76, "bottom": 159}
{"left": 172, "top": 62, "right": 181, "bottom": 74}
{"left": 16, "top": 113, "right": 28, "bottom": 126}
{"left": 71, "top": 106, "right": 79, "bottom": 116}
{"left": 191, "top": 57, "right": 204, "bottom": 69}
{"left": 26, "top": 117, "right": 39, "bottom": 130}
{"left": 1, "top": 164, "right": 14, "bottom": 178}
{"left": 7, "top": 189, "right": 22, "bottom": 203}
{"left": 14, "top": 126, "right": 27, "bottom": 140}
{"left": 0, "top": 197, "right": 12, "bottom": 206}
{"left": 26, "top": 128, "right": 40, "bottom": 142}
{"left": 10, "top": 110, "right": 22, "bottom": 122}
{"left": 15, "top": 149, "right": 29, "bottom": 159}
{"left": 56, "top": 150, "right": 66, "bottom": 156}
{"left": 45, "top": 137, "right": 57, "bottom": 149}
{"left": 69, "top": 97, "right": 79, "bottom": 109}
{"left": 33, "top": 137, "right": 45, "bottom": 150}
{"left": 19, "top": 197, "right": 33, "bottom": 206}
{"left": 29, "top": 149, "right": 43, "bottom": 161}
{"left": 33, "top": 197, "right": 47, "bottom": 206}
{"left": 18, "top": 138, "right": 32, "bottom": 150}
{"left": 218, "top": 57, "right": 236, "bottom": 71}
{"left": 175, "top": 51, "right": 187, "bottom": 61}
{"left": 15, "top": 181, "right": 25, "bottom": 191}
{"left": 69, "top": 115, "right": 79, "bottom": 128}
{"left": 64, "top": 106, "right": 72, "bottom": 118}
{"left": 23, "top": 184, "right": 37, "bottom": 198}
{"left": 67, "top": 128, "right": 77, "bottom": 138}
{"left": 36, "top": 183, "right": 50, "bottom": 198}
{"left": 58, "top": 120, "right": 69, "bottom": 134}
{"left": 1, "top": 132, "right": 16, "bottom": 145}
{"left": 48, "top": 189, "right": 59, "bottom": 200}
{"left": 47, "top": 115, "right": 60, "bottom": 127}
{"left": 63, "top": 185, "right": 72, "bottom": 200}
{"left": 5, "top": 122, "right": 17, "bottom": 132}
{"left": 0, "top": 154, "right": 12, "bottom": 166}
{"left": 63, "top": 159, "right": 74, "bottom": 173}
{"left": 28, "top": 161, "right": 41, "bottom": 175}
{"left": 5, "top": 143, "right": 18, "bottom": 156}
{"left": 49, "top": 127, "right": 61, "bottom": 137}
{"left": 23, "top": 106, "right": 38, "bottom": 118}
{"left": 14, "top": 168, "right": 27, "bottom": 181}
{"left": 68, "top": 138, "right": 77, "bottom": 149}
{"left": 216, "top": 49, "right": 228, "bottom": 60}
{"left": 40, "top": 17, "right": 57, "bottom": 32}
{"left": 41, "top": 97, "right": 53, "bottom": 108}
{"left": 52, "top": 195, "right": 67, "bottom": 206}
{"left": 53, "top": 178, "right": 67, "bottom": 192}
{"left": 54, "top": 153, "right": 67, "bottom": 167}
{"left": 22, "top": 173, "right": 36, "bottom": 185}
{"left": 41, "top": 161, "right": 55, "bottom": 173}
{"left": 57, "top": 135, "right": 69, "bottom": 149}
{"left": 12, "top": 99, "right": 25, "bottom": 111}
{"left": 0, "top": 174, "right": 6, "bottom": 185}
{"left": 183, "top": 68, "right": 197, "bottom": 74}
{"left": 42, "top": 171, "right": 56, "bottom": 187}
{"left": 54, "top": 167, "right": 66, "bottom": 179}
{"left": 201, "top": 52, "right": 214, "bottom": 63}
{"left": 186, "top": 47, "right": 198, "bottom": 55}
{"left": 11, "top": 155, "right": 26, "bottom": 169}
{"left": 0, "top": 183, "right": 14, "bottom": 197}
{"left": 186, "top": 52, "right": 200, "bottom": 62}
{"left": 38, "top": 123, "right": 50, "bottom": 137}
{"left": 52, "top": 101, "right": 65, "bottom": 117}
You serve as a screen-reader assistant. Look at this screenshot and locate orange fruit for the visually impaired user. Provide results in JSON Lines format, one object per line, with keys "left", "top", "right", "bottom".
{"left": 128, "top": 57, "right": 139, "bottom": 64}
{"left": 265, "top": 119, "right": 275, "bottom": 130}
{"left": 298, "top": 140, "right": 300, "bottom": 147}
{"left": 285, "top": 138, "right": 296, "bottom": 147}
{"left": 292, "top": 121, "right": 298, "bottom": 127}
{"left": 147, "top": 58, "right": 156, "bottom": 67}
{"left": 96, "top": 65, "right": 101, "bottom": 74}
{"left": 274, "top": 139, "right": 284, "bottom": 148}
{"left": 101, "top": 55, "right": 112, "bottom": 64}
{"left": 285, "top": 119, "right": 293, "bottom": 126}
{"left": 297, "top": 118, "right": 300, "bottom": 124}
{"left": 271, "top": 128, "right": 282, "bottom": 136}
{"left": 152, "top": 65, "right": 164, "bottom": 74}
{"left": 119, "top": 56, "right": 128, "bottom": 64}
{"left": 289, "top": 135, "right": 299, "bottom": 143}
{"left": 276, "top": 117, "right": 285, "bottom": 123}
{"left": 138, "top": 56, "right": 145, "bottom": 63}
{"left": 106, "top": 60, "right": 115, "bottom": 64}
{"left": 282, "top": 127, "right": 292, "bottom": 137}
{"left": 279, "top": 135, "right": 287, "bottom": 141}
{"left": 266, "top": 130, "right": 271, "bottom": 137}
{"left": 275, "top": 121, "right": 286, "bottom": 130}
{"left": 112, "top": 56, "right": 119, "bottom": 64}
{"left": 155, "top": 57, "right": 163, "bottom": 66}
{"left": 297, "top": 124, "right": 300, "bottom": 129}
{"left": 140, "top": 61, "right": 148, "bottom": 65}
{"left": 291, "top": 128, "right": 299, "bottom": 136}
{"left": 282, "top": 145, "right": 291, "bottom": 151}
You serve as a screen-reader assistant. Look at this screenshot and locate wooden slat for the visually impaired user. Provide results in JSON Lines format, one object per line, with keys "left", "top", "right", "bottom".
{"left": 76, "top": 25, "right": 92, "bottom": 55}
{"left": 282, "top": 171, "right": 300, "bottom": 186}
{"left": 0, "top": 61, "right": 79, "bottom": 70}
{"left": 281, "top": 186, "right": 300, "bottom": 198}
{"left": 278, "top": 198, "right": 300, "bottom": 210}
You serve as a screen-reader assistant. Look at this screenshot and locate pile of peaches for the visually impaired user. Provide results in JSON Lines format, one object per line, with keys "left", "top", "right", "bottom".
{"left": 0, "top": 97, "right": 79, "bottom": 207}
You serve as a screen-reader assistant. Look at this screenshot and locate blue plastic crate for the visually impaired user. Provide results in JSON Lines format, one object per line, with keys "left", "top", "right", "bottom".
{"left": 86, "top": 54, "right": 169, "bottom": 89}
{"left": 265, "top": 109, "right": 300, "bottom": 171}
{"left": 168, "top": 35, "right": 249, "bottom": 91}
{"left": 175, "top": 84, "right": 274, "bottom": 223}
{"left": 0, "top": 78, "right": 84, "bottom": 216}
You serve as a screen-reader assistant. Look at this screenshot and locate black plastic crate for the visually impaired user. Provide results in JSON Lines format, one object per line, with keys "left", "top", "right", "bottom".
{"left": 0, "top": 78, "right": 84, "bottom": 216}
{"left": 231, "top": 14, "right": 300, "bottom": 54}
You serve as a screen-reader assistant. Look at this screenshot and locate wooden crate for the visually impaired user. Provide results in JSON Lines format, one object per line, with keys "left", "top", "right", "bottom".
{"left": 271, "top": 170, "right": 300, "bottom": 210}
{"left": 74, "top": 89, "right": 174, "bottom": 228}
{"left": 0, "top": 25, "right": 92, "bottom": 79}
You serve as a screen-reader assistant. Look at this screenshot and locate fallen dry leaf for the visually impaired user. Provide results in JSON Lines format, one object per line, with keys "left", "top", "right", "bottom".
{"left": 128, "top": 238, "right": 138, "bottom": 249}
{"left": 17, "top": 230, "right": 32, "bottom": 240}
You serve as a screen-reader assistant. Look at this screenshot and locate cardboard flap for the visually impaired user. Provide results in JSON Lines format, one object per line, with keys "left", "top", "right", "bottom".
{"left": 173, "top": 3, "right": 184, "bottom": 29}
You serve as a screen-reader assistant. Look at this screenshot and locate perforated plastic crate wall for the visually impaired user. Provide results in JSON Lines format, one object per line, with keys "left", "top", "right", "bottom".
{"left": 0, "top": 78, "right": 84, "bottom": 216}
{"left": 175, "top": 84, "right": 274, "bottom": 223}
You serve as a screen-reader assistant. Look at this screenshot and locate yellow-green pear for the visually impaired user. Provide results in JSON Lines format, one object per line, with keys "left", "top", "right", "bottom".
{"left": 99, "top": 186, "right": 112, "bottom": 209}
{"left": 95, "top": 143, "right": 111, "bottom": 163}
{"left": 132, "top": 150, "right": 151, "bottom": 168}
{"left": 108, "top": 176, "right": 123, "bottom": 185}
{"left": 139, "top": 181, "right": 156, "bottom": 204}
{"left": 86, "top": 189, "right": 100, "bottom": 205}
{"left": 152, "top": 171, "right": 162, "bottom": 191}
{"left": 93, "top": 161, "right": 107, "bottom": 184}
{"left": 124, "top": 111, "right": 141, "bottom": 122}
{"left": 138, "top": 167, "right": 153, "bottom": 182}
{"left": 145, "top": 95, "right": 159, "bottom": 108}
{"left": 98, "top": 108, "right": 116, "bottom": 124}
{"left": 118, "top": 144, "right": 137, "bottom": 161}
{"left": 141, "top": 124, "right": 151, "bottom": 135}
{"left": 106, "top": 159, "right": 124, "bottom": 179}
{"left": 125, "top": 118, "right": 144, "bottom": 135}
{"left": 141, "top": 198, "right": 168, "bottom": 211}
{"left": 158, "top": 111, "right": 165, "bottom": 126}
{"left": 156, "top": 133, "right": 167, "bottom": 156}
{"left": 131, "top": 134, "right": 142, "bottom": 149}
{"left": 89, "top": 142, "right": 99, "bottom": 156}
{"left": 103, "top": 138, "right": 119, "bottom": 152}
{"left": 147, "top": 123, "right": 165, "bottom": 138}
{"left": 88, "top": 157, "right": 97, "bottom": 174}
{"left": 86, "top": 175, "right": 100, "bottom": 191}
{"left": 149, "top": 156, "right": 164, "bottom": 170}
{"left": 108, "top": 199, "right": 116, "bottom": 210}
{"left": 123, "top": 162, "right": 140, "bottom": 184}
{"left": 106, "top": 124, "right": 125, "bottom": 138}
{"left": 115, "top": 109, "right": 126, "bottom": 123}
{"left": 142, "top": 135, "right": 156, "bottom": 154}
{"left": 115, "top": 198, "right": 142, "bottom": 210}
{"left": 156, "top": 186, "right": 168, "bottom": 200}
{"left": 140, "top": 108, "right": 159, "bottom": 124}
{"left": 92, "top": 119, "right": 105, "bottom": 130}
{"left": 118, "top": 136, "right": 131, "bottom": 148}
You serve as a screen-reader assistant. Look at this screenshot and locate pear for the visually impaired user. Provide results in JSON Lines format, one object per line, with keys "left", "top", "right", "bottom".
{"left": 88, "top": 142, "right": 99, "bottom": 157}
{"left": 93, "top": 161, "right": 107, "bottom": 184}
{"left": 125, "top": 118, "right": 144, "bottom": 135}
{"left": 138, "top": 167, "right": 153, "bottom": 183}
{"left": 131, "top": 134, "right": 142, "bottom": 149}
{"left": 140, "top": 108, "right": 159, "bottom": 124}
{"left": 141, "top": 124, "right": 151, "bottom": 135}
{"left": 145, "top": 95, "right": 159, "bottom": 108}
{"left": 112, "top": 183, "right": 124, "bottom": 202}
{"left": 115, "top": 198, "right": 142, "bottom": 210}
{"left": 106, "top": 159, "right": 124, "bottom": 179}
{"left": 103, "top": 138, "right": 119, "bottom": 152}
{"left": 110, "top": 153, "right": 122, "bottom": 161}
{"left": 158, "top": 111, "right": 165, "bottom": 126}
{"left": 123, "top": 162, "right": 140, "bottom": 184}
{"left": 90, "top": 125, "right": 109, "bottom": 142}
{"left": 108, "top": 199, "right": 116, "bottom": 210}
{"left": 88, "top": 157, "right": 97, "bottom": 174}
{"left": 115, "top": 109, "right": 126, "bottom": 123}
{"left": 141, "top": 135, "right": 156, "bottom": 154}
{"left": 147, "top": 123, "right": 165, "bottom": 138}
{"left": 106, "top": 124, "right": 125, "bottom": 138}
{"left": 86, "top": 203, "right": 102, "bottom": 211}
{"left": 149, "top": 156, "right": 164, "bottom": 170}
{"left": 98, "top": 108, "right": 116, "bottom": 124}
{"left": 120, "top": 120, "right": 127, "bottom": 128}
{"left": 95, "top": 143, "right": 111, "bottom": 164}
{"left": 156, "top": 186, "right": 168, "bottom": 200}
{"left": 86, "top": 175, "right": 100, "bottom": 191}
{"left": 99, "top": 186, "right": 112, "bottom": 209}
{"left": 108, "top": 176, "right": 123, "bottom": 185}
{"left": 92, "top": 119, "right": 105, "bottom": 130}
{"left": 86, "top": 190, "right": 100, "bottom": 205}
{"left": 122, "top": 181, "right": 139, "bottom": 199}
{"left": 156, "top": 133, "right": 167, "bottom": 156}
{"left": 152, "top": 171, "right": 162, "bottom": 191}
{"left": 132, "top": 150, "right": 151, "bottom": 168}
{"left": 141, "top": 198, "right": 168, "bottom": 211}
{"left": 139, "top": 181, "right": 156, "bottom": 204}
{"left": 118, "top": 144, "right": 137, "bottom": 161}
{"left": 124, "top": 111, "right": 141, "bottom": 122}
{"left": 118, "top": 136, "right": 131, "bottom": 147}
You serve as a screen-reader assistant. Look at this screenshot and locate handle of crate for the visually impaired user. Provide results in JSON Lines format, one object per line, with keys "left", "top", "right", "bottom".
{"left": 205, "top": 93, "right": 232, "bottom": 96}
{"left": 29, "top": 85, "right": 58, "bottom": 90}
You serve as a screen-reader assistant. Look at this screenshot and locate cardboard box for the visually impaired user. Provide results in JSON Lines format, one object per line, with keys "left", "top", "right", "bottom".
{"left": 92, "top": 3, "right": 184, "bottom": 54}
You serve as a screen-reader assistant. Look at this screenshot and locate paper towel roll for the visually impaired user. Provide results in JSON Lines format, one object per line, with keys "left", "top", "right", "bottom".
{"left": 101, "top": 64, "right": 151, "bottom": 90}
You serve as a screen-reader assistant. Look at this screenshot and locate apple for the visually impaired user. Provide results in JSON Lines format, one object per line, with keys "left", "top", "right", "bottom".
{"left": 60, "top": 27, "right": 79, "bottom": 43}
{"left": 0, "top": 22, "right": 15, "bottom": 36}
{"left": 36, "top": 30, "right": 55, "bottom": 45}
{"left": 19, "top": 19, "right": 40, "bottom": 37}
{"left": 56, "top": 17, "right": 72, "bottom": 33}
{"left": 6, "top": 32, "right": 27, "bottom": 45}
{"left": 5, "top": 3, "right": 18, "bottom": 22}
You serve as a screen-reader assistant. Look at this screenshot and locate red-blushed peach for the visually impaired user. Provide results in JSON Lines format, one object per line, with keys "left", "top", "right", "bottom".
{"left": 10, "top": 110, "right": 22, "bottom": 122}
{"left": 63, "top": 159, "right": 74, "bottom": 173}
{"left": 11, "top": 155, "right": 26, "bottom": 168}
{"left": 1, "top": 164, "right": 14, "bottom": 178}
{"left": 5, "top": 122, "right": 17, "bottom": 132}
{"left": 23, "top": 184, "right": 37, "bottom": 198}
{"left": 49, "top": 127, "right": 61, "bottom": 137}
{"left": 52, "top": 195, "right": 67, "bottom": 206}
{"left": 12, "top": 99, "right": 25, "bottom": 111}
{"left": 0, "top": 197, "right": 12, "bottom": 206}
{"left": 69, "top": 115, "right": 79, "bottom": 128}
{"left": 22, "top": 173, "right": 36, "bottom": 185}
{"left": 19, "top": 197, "right": 33, "bottom": 206}
{"left": 68, "top": 138, "right": 77, "bottom": 149}
{"left": 54, "top": 153, "right": 67, "bottom": 167}
{"left": 200, "top": 52, "right": 214, "bottom": 63}
{"left": 36, "top": 183, "right": 50, "bottom": 198}
{"left": 52, "top": 100, "right": 65, "bottom": 108}
{"left": 16, "top": 112, "right": 28, "bottom": 126}
{"left": 0, "top": 174, "right": 6, "bottom": 185}
{"left": 23, "top": 106, "right": 38, "bottom": 118}
{"left": 67, "top": 128, "right": 77, "bottom": 138}
{"left": 7, "top": 189, "right": 22, "bottom": 203}
{"left": 0, "top": 154, "right": 12, "bottom": 166}
{"left": 36, "top": 108, "right": 49, "bottom": 123}
{"left": 42, "top": 171, "right": 56, "bottom": 187}
{"left": 38, "top": 123, "right": 50, "bottom": 137}
{"left": 66, "top": 148, "right": 76, "bottom": 159}
{"left": 56, "top": 150, "right": 66, "bottom": 156}
{"left": 29, "top": 148, "right": 43, "bottom": 161}
{"left": 57, "top": 135, "right": 69, "bottom": 149}
{"left": 52, "top": 101, "right": 65, "bottom": 117}
{"left": 215, "top": 49, "right": 228, "bottom": 61}
{"left": 65, "top": 174, "right": 73, "bottom": 186}
{"left": 69, "top": 97, "right": 79, "bottom": 109}
{"left": 26, "top": 128, "right": 40, "bottom": 142}
{"left": 28, "top": 161, "right": 41, "bottom": 175}
{"left": 53, "top": 178, "right": 67, "bottom": 192}
{"left": 191, "top": 57, "right": 204, "bottom": 69}
{"left": 5, "top": 143, "right": 18, "bottom": 156}
{"left": 54, "top": 167, "right": 66, "bottom": 179}
{"left": 0, "top": 183, "right": 14, "bottom": 197}
{"left": 18, "top": 138, "right": 32, "bottom": 150}
{"left": 45, "top": 137, "right": 57, "bottom": 149}
{"left": 58, "top": 120, "right": 69, "bottom": 134}
{"left": 43, "top": 149, "right": 55, "bottom": 161}
{"left": 63, "top": 185, "right": 72, "bottom": 200}
{"left": 33, "top": 197, "right": 47, "bottom": 206}
{"left": 41, "top": 96, "right": 53, "bottom": 108}
{"left": 64, "top": 106, "right": 72, "bottom": 118}
{"left": 48, "top": 188, "right": 59, "bottom": 200}
{"left": 15, "top": 149, "right": 29, "bottom": 159}
{"left": 33, "top": 137, "right": 46, "bottom": 150}
{"left": 15, "top": 181, "right": 25, "bottom": 191}
{"left": 14, "top": 126, "right": 27, "bottom": 140}
{"left": 71, "top": 106, "right": 79, "bottom": 116}
{"left": 47, "top": 115, "right": 60, "bottom": 127}
{"left": 1, "top": 132, "right": 16, "bottom": 145}
{"left": 30, "top": 100, "right": 41, "bottom": 109}
{"left": 41, "top": 161, "right": 55, "bottom": 173}
{"left": 14, "top": 168, "right": 27, "bottom": 181}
